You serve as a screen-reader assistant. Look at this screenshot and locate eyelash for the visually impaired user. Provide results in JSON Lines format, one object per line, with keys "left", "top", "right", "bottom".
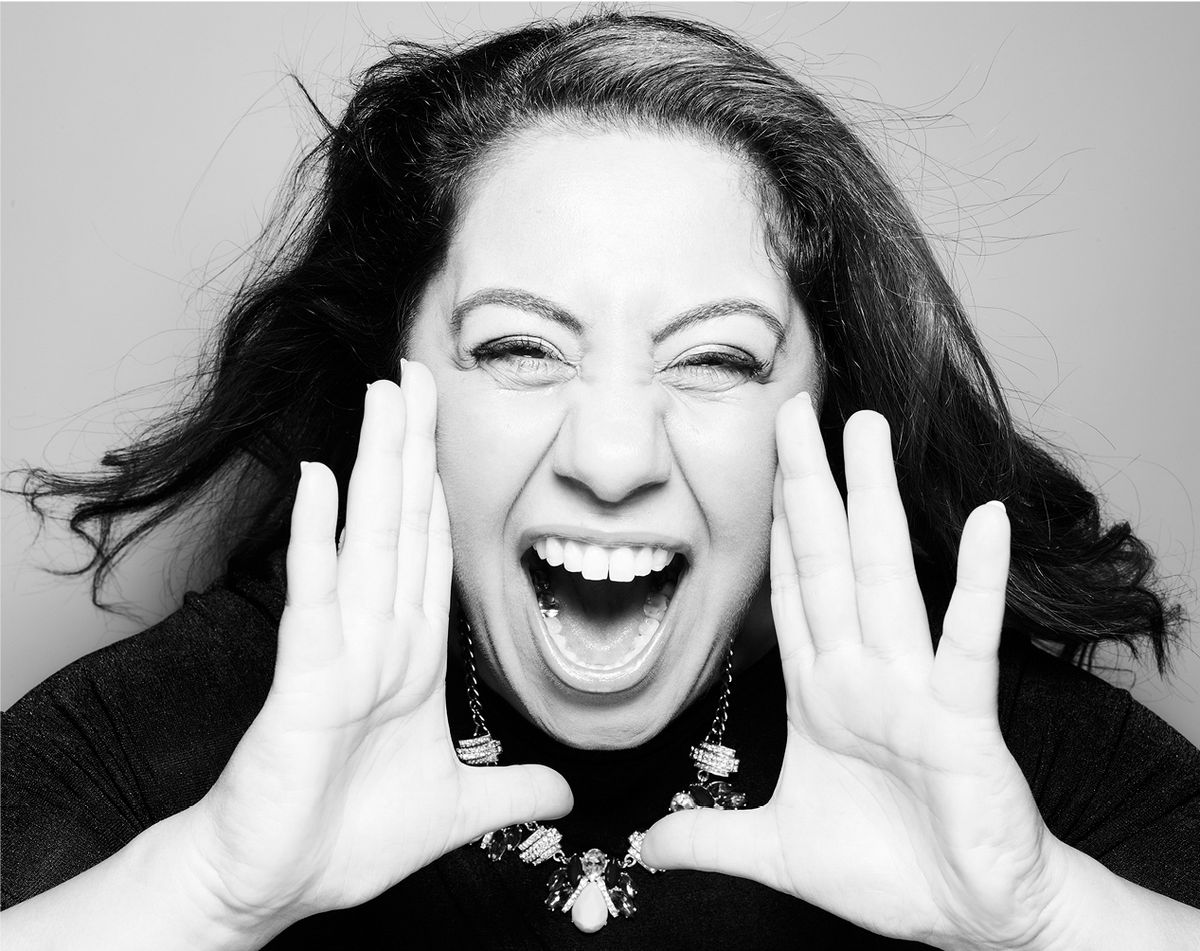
{"left": 467, "top": 336, "right": 770, "bottom": 387}
{"left": 469, "top": 335, "right": 560, "bottom": 362}
{"left": 467, "top": 336, "right": 570, "bottom": 381}
{"left": 669, "top": 349, "right": 770, "bottom": 381}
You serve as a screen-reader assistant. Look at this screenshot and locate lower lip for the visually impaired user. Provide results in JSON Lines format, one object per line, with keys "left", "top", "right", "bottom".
{"left": 529, "top": 574, "right": 680, "bottom": 695}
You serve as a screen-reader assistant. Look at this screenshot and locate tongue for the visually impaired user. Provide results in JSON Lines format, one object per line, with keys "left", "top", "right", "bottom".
{"left": 547, "top": 564, "right": 652, "bottom": 665}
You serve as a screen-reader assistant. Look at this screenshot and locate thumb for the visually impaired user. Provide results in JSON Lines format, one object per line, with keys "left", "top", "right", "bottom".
{"left": 460, "top": 763, "right": 573, "bottom": 840}
{"left": 640, "top": 806, "right": 772, "bottom": 884}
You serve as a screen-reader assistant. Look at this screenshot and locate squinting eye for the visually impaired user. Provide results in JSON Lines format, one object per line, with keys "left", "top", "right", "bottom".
{"left": 660, "top": 348, "right": 770, "bottom": 390}
{"left": 467, "top": 335, "right": 574, "bottom": 385}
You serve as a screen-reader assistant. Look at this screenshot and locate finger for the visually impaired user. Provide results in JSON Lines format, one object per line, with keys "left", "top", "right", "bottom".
{"left": 843, "top": 411, "right": 932, "bottom": 661}
{"left": 279, "top": 462, "right": 342, "bottom": 670}
{"left": 338, "top": 380, "right": 407, "bottom": 616}
{"left": 640, "top": 806, "right": 774, "bottom": 886}
{"left": 931, "top": 501, "right": 1010, "bottom": 715}
{"left": 771, "top": 467, "right": 815, "bottom": 673}
{"left": 422, "top": 473, "right": 453, "bottom": 633}
{"left": 393, "top": 360, "right": 439, "bottom": 611}
{"left": 459, "top": 763, "right": 574, "bottom": 841}
{"left": 776, "top": 393, "right": 861, "bottom": 653}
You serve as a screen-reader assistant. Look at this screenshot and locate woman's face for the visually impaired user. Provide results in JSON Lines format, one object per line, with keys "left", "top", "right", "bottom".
{"left": 408, "top": 127, "right": 819, "bottom": 748}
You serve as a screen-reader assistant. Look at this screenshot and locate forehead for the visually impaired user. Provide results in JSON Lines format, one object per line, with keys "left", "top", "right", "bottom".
{"left": 434, "top": 126, "right": 795, "bottom": 328}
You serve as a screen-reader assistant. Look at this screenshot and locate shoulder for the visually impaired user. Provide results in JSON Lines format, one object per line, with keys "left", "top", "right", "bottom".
{"left": 5, "top": 552, "right": 285, "bottom": 756}
{"left": 2, "top": 552, "right": 285, "bottom": 826}
{"left": 1, "top": 553, "right": 287, "bottom": 907}
{"left": 996, "top": 639, "right": 1200, "bottom": 905}
{"left": 996, "top": 639, "right": 1197, "bottom": 771}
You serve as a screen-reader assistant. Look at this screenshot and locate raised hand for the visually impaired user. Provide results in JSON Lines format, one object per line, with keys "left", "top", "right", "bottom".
{"left": 191, "top": 362, "right": 572, "bottom": 930}
{"left": 642, "top": 393, "right": 1062, "bottom": 950}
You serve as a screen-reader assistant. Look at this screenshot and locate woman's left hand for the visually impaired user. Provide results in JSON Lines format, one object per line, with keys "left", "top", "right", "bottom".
{"left": 642, "top": 394, "right": 1065, "bottom": 950}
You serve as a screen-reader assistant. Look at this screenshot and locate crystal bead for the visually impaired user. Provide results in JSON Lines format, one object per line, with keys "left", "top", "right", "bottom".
{"left": 612, "top": 888, "right": 637, "bottom": 918}
{"left": 483, "top": 825, "right": 518, "bottom": 861}
{"left": 688, "top": 783, "right": 715, "bottom": 808}
{"left": 580, "top": 848, "right": 607, "bottom": 876}
{"left": 669, "top": 790, "right": 696, "bottom": 812}
{"left": 546, "top": 870, "right": 574, "bottom": 913}
{"left": 702, "top": 780, "right": 740, "bottom": 809}
{"left": 549, "top": 867, "right": 571, "bottom": 891}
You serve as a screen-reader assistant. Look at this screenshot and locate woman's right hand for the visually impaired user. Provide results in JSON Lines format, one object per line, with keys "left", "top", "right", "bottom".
{"left": 190, "top": 361, "right": 572, "bottom": 931}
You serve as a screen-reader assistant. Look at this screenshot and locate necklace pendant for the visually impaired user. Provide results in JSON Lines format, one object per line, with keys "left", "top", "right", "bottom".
{"left": 546, "top": 848, "right": 637, "bottom": 933}
{"left": 571, "top": 880, "right": 610, "bottom": 933}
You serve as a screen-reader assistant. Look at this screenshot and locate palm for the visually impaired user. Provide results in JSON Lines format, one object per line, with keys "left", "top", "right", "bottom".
{"left": 644, "top": 398, "right": 1054, "bottom": 949}
{"left": 765, "top": 658, "right": 1046, "bottom": 942}
{"left": 196, "top": 365, "right": 570, "bottom": 922}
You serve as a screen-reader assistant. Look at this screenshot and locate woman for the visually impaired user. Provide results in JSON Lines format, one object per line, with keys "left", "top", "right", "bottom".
{"left": 3, "top": 10, "right": 1198, "bottom": 949}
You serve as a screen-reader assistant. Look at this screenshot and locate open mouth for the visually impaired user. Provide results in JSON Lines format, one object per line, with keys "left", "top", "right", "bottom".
{"left": 522, "top": 536, "right": 688, "bottom": 690}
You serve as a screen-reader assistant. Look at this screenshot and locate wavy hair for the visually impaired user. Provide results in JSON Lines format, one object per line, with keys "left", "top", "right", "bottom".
{"left": 16, "top": 12, "right": 1181, "bottom": 670}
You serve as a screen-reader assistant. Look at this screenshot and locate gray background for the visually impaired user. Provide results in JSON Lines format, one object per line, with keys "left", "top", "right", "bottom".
{"left": 4, "top": 3, "right": 1198, "bottom": 746}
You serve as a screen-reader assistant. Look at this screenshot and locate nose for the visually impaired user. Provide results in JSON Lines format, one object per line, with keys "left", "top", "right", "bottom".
{"left": 552, "top": 380, "right": 671, "bottom": 504}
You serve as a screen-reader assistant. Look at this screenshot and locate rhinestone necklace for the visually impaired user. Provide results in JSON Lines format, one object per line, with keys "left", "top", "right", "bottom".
{"left": 455, "top": 615, "right": 746, "bottom": 934}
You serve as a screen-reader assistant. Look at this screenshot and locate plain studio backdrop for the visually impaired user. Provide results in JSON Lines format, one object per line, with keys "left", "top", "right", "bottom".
{"left": 3, "top": 3, "right": 1198, "bottom": 747}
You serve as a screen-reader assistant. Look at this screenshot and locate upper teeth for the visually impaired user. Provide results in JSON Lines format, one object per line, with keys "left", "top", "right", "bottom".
{"left": 533, "top": 536, "right": 678, "bottom": 582}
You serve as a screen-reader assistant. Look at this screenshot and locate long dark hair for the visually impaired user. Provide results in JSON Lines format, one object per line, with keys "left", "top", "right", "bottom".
{"left": 16, "top": 11, "right": 1182, "bottom": 670}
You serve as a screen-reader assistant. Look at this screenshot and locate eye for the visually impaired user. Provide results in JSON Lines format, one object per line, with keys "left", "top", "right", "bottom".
{"left": 467, "top": 335, "right": 574, "bottom": 386}
{"left": 660, "top": 347, "right": 770, "bottom": 390}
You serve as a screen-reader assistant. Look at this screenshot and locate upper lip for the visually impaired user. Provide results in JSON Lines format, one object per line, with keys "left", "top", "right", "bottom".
{"left": 520, "top": 524, "right": 692, "bottom": 558}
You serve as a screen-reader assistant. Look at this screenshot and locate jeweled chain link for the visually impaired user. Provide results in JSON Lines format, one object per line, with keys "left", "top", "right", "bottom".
{"left": 693, "top": 642, "right": 735, "bottom": 782}
{"left": 458, "top": 614, "right": 491, "bottom": 737}
{"left": 705, "top": 643, "right": 735, "bottom": 747}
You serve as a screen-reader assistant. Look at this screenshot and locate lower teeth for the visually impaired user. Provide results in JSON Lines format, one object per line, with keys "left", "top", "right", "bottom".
{"left": 546, "top": 617, "right": 657, "bottom": 669}
{"left": 533, "top": 561, "right": 676, "bottom": 669}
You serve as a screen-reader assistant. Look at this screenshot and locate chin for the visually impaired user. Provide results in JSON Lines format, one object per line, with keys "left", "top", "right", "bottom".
{"left": 518, "top": 674, "right": 703, "bottom": 750}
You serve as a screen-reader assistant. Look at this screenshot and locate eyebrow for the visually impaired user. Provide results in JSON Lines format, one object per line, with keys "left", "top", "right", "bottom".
{"left": 652, "top": 298, "right": 787, "bottom": 348}
{"left": 450, "top": 288, "right": 583, "bottom": 337}
{"left": 450, "top": 287, "right": 787, "bottom": 348}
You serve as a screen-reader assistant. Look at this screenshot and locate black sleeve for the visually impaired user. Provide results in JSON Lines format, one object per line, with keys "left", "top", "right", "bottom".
{"left": 0, "top": 562, "right": 284, "bottom": 909}
{"left": 998, "top": 642, "right": 1200, "bottom": 907}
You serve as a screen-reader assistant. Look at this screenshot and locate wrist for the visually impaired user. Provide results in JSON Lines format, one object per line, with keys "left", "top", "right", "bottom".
{"left": 175, "top": 801, "right": 306, "bottom": 947}
{"left": 1019, "top": 838, "right": 1200, "bottom": 951}
{"left": 934, "top": 831, "right": 1072, "bottom": 951}
{"left": 943, "top": 834, "right": 1195, "bottom": 951}
{"left": 0, "top": 806, "right": 296, "bottom": 951}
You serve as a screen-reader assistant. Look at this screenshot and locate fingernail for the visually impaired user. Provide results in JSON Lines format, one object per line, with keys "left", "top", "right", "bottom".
{"left": 796, "top": 391, "right": 811, "bottom": 405}
{"left": 299, "top": 460, "right": 310, "bottom": 474}
{"left": 986, "top": 500, "right": 1006, "bottom": 512}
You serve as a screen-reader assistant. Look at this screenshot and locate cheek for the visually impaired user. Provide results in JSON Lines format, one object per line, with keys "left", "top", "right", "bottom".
{"left": 668, "top": 397, "right": 779, "bottom": 549}
{"left": 432, "top": 385, "right": 563, "bottom": 540}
